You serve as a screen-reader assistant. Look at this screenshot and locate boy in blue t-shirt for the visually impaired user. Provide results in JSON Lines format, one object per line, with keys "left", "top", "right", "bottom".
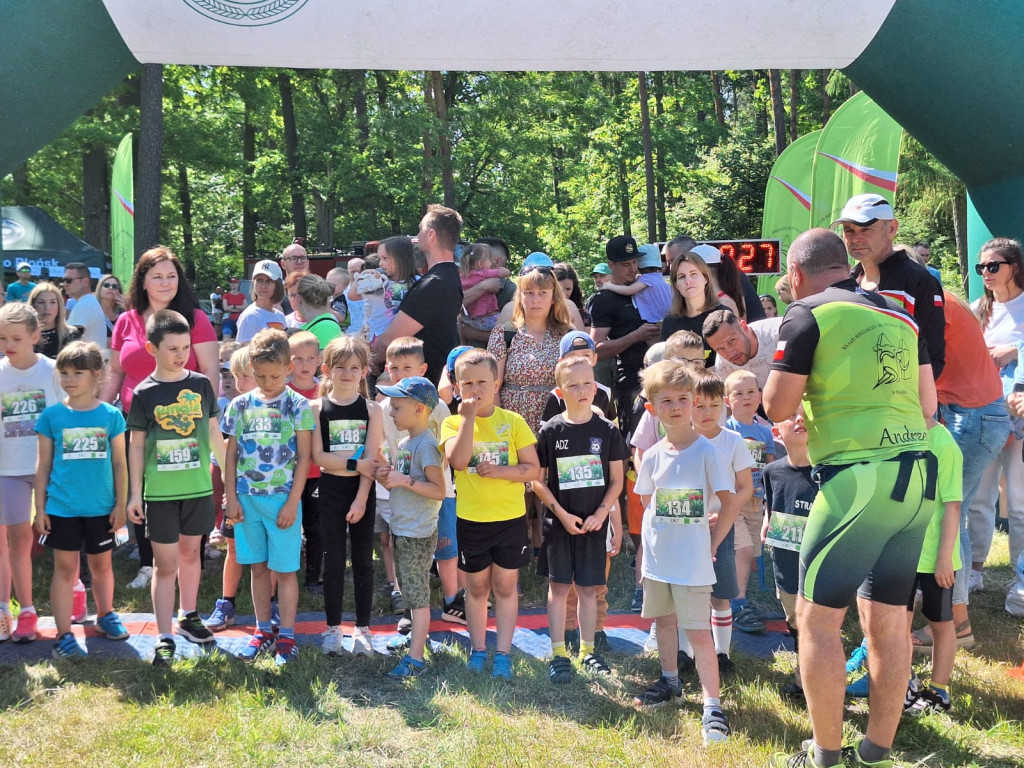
{"left": 35, "top": 341, "right": 129, "bottom": 657}
{"left": 222, "top": 328, "right": 314, "bottom": 666}
{"left": 723, "top": 370, "right": 775, "bottom": 633}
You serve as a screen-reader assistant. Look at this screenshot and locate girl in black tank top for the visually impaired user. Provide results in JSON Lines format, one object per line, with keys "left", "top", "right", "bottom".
{"left": 309, "top": 336, "right": 383, "bottom": 652}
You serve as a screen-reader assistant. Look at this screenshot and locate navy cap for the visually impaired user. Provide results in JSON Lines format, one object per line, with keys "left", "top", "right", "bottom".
{"left": 376, "top": 376, "right": 439, "bottom": 410}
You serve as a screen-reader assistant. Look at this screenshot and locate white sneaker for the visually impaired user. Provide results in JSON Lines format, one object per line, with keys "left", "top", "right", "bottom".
{"left": 351, "top": 625, "right": 374, "bottom": 656}
{"left": 643, "top": 622, "right": 659, "bottom": 653}
{"left": 321, "top": 625, "right": 344, "bottom": 656}
{"left": 0, "top": 608, "right": 12, "bottom": 641}
{"left": 968, "top": 569, "right": 984, "bottom": 593}
{"left": 127, "top": 566, "right": 153, "bottom": 589}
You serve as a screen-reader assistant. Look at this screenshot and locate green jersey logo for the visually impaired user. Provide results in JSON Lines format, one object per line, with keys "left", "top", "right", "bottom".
{"left": 154, "top": 390, "right": 204, "bottom": 436}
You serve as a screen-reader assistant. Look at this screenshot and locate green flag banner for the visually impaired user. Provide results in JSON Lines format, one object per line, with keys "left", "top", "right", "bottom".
{"left": 759, "top": 130, "right": 820, "bottom": 300}
{"left": 110, "top": 132, "right": 134, "bottom": 287}
{"left": 810, "top": 91, "right": 902, "bottom": 229}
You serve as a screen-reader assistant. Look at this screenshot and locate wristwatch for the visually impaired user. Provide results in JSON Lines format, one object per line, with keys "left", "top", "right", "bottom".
{"left": 346, "top": 457, "right": 359, "bottom": 472}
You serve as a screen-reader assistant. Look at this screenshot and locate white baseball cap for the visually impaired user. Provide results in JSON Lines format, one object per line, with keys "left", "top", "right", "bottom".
{"left": 251, "top": 259, "right": 283, "bottom": 282}
{"left": 832, "top": 193, "right": 895, "bottom": 226}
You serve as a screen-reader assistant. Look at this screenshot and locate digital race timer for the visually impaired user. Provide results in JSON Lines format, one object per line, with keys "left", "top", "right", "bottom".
{"left": 704, "top": 239, "right": 782, "bottom": 275}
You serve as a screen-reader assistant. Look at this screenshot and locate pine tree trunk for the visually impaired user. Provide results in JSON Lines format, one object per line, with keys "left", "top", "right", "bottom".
{"left": 135, "top": 63, "right": 163, "bottom": 257}
{"left": 82, "top": 144, "right": 110, "bottom": 253}
{"left": 753, "top": 72, "right": 768, "bottom": 139}
{"left": 421, "top": 72, "right": 434, "bottom": 203}
{"left": 430, "top": 70, "right": 455, "bottom": 208}
{"left": 821, "top": 69, "right": 831, "bottom": 123}
{"left": 953, "top": 189, "right": 969, "bottom": 294}
{"left": 710, "top": 71, "right": 726, "bottom": 126}
{"left": 242, "top": 96, "right": 256, "bottom": 259}
{"left": 653, "top": 72, "right": 667, "bottom": 241}
{"left": 278, "top": 71, "right": 307, "bottom": 241}
{"left": 10, "top": 162, "right": 32, "bottom": 205}
{"left": 768, "top": 69, "right": 788, "bottom": 156}
{"left": 789, "top": 69, "right": 800, "bottom": 143}
{"left": 638, "top": 72, "right": 657, "bottom": 243}
{"left": 177, "top": 163, "right": 196, "bottom": 282}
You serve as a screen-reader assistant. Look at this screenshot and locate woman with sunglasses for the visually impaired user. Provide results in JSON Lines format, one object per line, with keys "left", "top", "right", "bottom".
{"left": 29, "top": 282, "right": 83, "bottom": 358}
{"left": 969, "top": 238, "right": 1024, "bottom": 600}
{"left": 95, "top": 274, "right": 125, "bottom": 349}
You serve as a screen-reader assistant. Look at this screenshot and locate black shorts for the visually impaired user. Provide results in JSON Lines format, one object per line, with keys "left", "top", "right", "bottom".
{"left": 457, "top": 515, "right": 530, "bottom": 573}
{"left": 41, "top": 515, "right": 116, "bottom": 554}
{"left": 145, "top": 495, "right": 215, "bottom": 544}
{"left": 909, "top": 572, "right": 953, "bottom": 623}
{"left": 538, "top": 527, "right": 608, "bottom": 586}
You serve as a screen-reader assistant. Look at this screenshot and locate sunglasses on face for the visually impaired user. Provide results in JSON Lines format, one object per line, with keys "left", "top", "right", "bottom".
{"left": 975, "top": 261, "right": 1012, "bottom": 275}
{"left": 102, "top": 282, "right": 120, "bottom": 289}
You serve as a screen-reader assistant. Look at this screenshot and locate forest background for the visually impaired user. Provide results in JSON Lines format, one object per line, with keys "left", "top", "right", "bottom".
{"left": 0, "top": 67, "right": 969, "bottom": 294}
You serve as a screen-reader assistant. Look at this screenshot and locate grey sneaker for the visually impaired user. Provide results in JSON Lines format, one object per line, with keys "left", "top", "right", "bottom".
{"left": 732, "top": 606, "right": 766, "bottom": 633}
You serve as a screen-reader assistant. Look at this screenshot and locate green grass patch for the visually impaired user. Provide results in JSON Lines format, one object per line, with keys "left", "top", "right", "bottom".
{"left": 2, "top": 533, "right": 1022, "bottom": 767}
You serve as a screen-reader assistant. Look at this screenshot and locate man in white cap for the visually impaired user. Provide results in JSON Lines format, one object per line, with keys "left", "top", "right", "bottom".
{"left": 6, "top": 262, "right": 36, "bottom": 303}
{"left": 836, "top": 193, "right": 945, "bottom": 377}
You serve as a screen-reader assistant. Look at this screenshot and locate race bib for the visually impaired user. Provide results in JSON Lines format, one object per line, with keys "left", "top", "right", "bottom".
{"left": 157, "top": 438, "right": 201, "bottom": 472}
{"left": 62, "top": 427, "right": 108, "bottom": 460}
{"left": 243, "top": 407, "right": 281, "bottom": 440}
{"left": 396, "top": 449, "right": 412, "bottom": 475}
{"left": 654, "top": 488, "right": 705, "bottom": 524}
{"left": 468, "top": 441, "right": 509, "bottom": 474}
{"left": 556, "top": 455, "right": 605, "bottom": 490}
{"left": 2, "top": 390, "right": 45, "bottom": 437}
{"left": 744, "top": 438, "right": 768, "bottom": 468}
{"left": 765, "top": 512, "right": 807, "bottom": 552}
{"left": 328, "top": 419, "right": 367, "bottom": 452}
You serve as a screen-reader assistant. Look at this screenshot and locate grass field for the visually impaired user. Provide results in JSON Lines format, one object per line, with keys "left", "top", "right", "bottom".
{"left": 1, "top": 532, "right": 1022, "bottom": 767}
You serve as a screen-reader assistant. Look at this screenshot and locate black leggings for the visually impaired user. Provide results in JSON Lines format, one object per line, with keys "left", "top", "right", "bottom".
{"left": 301, "top": 477, "right": 322, "bottom": 584}
{"left": 318, "top": 474, "right": 375, "bottom": 627}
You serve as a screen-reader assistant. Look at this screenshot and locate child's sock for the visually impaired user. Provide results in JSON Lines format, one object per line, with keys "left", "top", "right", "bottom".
{"left": 443, "top": 594, "right": 457, "bottom": 605}
{"left": 278, "top": 627, "right": 295, "bottom": 640}
{"left": 551, "top": 641, "right": 569, "bottom": 658}
{"left": 20, "top": 605, "right": 36, "bottom": 615}
{"left": 257, "top": 620, "right": 273, "bottom": 635}
{"left": 580, "top": 640, "right": 594, "bottom": 656}
{"left": 160, "top": 633, "right": 175, "bottom": 642}
{"left": 702, "top": 696, "right": 721, "bottom": 715}
{"left": 711, "top": 609, "right": 732, "bottom": 656}
{"left": 730, "top": 597, "right": 747, "bottom": 613}
{"left": 222, "top": 596, "right": 236, "bottom": 608}
{"left": 660, "top": 669, "right": 680, "bottom": 688}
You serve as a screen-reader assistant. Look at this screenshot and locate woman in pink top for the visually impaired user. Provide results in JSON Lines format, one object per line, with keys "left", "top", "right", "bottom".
{"left": 101, "top": 246, "right": 219, "bottom": 585}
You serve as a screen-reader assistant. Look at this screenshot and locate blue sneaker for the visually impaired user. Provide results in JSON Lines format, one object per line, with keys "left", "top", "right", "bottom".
{"left": 52, "top": 631, "right": 87, "bottom": 659}
{"left": 204, "top": 599, "right": 235, "bottom": 632}
{"left": 270, "top": 600, "right": 281, "bottom": 629}
{"left": 274, "top": 637, "right": 298, "bottom": 666}
{"left": 388, "top": 654, "right": 426, "bottom": 679}
{"left": 846, "top": 638, "right": 869, "bottom": 675}
{"left": 466, "top": 649, "right": 488, "bottom": 673}
{"left": 96, "top": 611, "right": 129, "bottom": 640}
{"left": 238, "top": 631, "right": 276, "bottom": 661}
{"left": 492, "top": 652, "right": 513, "bottom": 679}
{"left": 846, "top": 672, "right": 870, "bottom": 698}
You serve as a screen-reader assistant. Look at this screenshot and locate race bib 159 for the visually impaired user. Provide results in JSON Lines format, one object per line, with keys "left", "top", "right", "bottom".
{"left": 156, "top": 438, "right": 201, "bottom": 472}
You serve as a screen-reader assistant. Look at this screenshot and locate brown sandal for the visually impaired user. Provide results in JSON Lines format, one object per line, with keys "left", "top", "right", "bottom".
{"left": 911, "top": 621, "right": 976, "bottom": 652}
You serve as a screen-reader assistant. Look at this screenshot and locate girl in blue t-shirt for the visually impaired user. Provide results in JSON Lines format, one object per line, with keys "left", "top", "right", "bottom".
{"left": 35, "top": 341, "right": 130, "bottom": 657}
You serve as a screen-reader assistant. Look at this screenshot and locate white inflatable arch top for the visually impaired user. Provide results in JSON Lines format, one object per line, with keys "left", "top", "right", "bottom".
{"left": 102, "top": 0, "right": 897, "bottom": 71}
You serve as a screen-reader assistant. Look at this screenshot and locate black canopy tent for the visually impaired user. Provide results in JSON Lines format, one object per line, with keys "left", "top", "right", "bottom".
{"left": 2, "top": 206, "right": 108, "bottom": 280}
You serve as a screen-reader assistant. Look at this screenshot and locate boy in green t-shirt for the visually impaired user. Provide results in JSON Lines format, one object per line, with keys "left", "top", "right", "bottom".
{"left": 439, "top": 349, "right": 539, "bottom": 679}
{"left": 126, "top": 310, "right": 225, "bottom": 666}
{"left": 904, "top": 421, "right": 963, "bottom": 714}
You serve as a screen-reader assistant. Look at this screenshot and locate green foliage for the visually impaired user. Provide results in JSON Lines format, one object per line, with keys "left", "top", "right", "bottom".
{"left": 3, "top": 66, "right": 958, "bottom": 295}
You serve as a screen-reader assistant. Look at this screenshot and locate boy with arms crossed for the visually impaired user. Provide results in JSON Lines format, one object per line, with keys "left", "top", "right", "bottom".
{"left": 441, "top": 349, "right": 540, "bottom": 679}
{"left": 533, "top": 356, "right": 628, "bottom": 682}
{"left": 126, "top": 310, "right": 225, "bottom": 665}
{"left": 632, "top": 360, "right": 735, "bottom": 744}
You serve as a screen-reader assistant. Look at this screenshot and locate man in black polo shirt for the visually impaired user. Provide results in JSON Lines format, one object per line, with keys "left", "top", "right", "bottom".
{"left": 589, "top": 235, "right": 661, "bottom": 436}
{"left": 371, "top": 205, "right": 464, "bottom": 384}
